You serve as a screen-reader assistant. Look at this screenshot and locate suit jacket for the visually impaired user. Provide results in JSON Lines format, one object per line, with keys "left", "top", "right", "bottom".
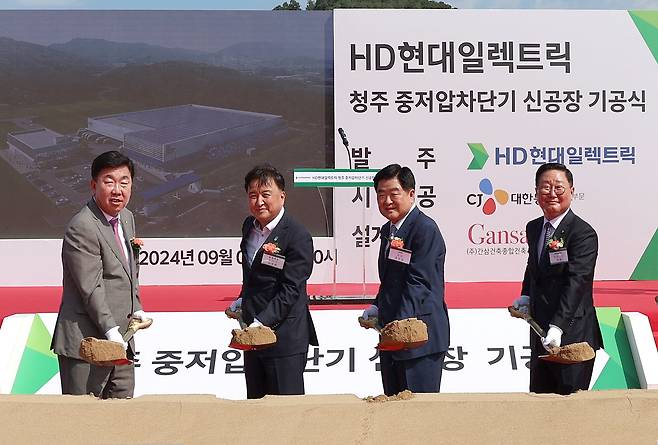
{"left": 376, "top": 206, "right": 450, "bottom": 361}
{"left": 51, "top": 199, "right": 142, "bottom": 358}
{"left": 239, "top": 212, "right": 318, "bottom": 358}
{"left": 521, "top": 209, "right": 603, "bottom": 357}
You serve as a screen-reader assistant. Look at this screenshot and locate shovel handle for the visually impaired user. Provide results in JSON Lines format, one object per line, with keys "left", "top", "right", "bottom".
{"left": 122, "top": 317, "right": 153, "bottom": 342}
{"left": 526, "top": 318, "right": 546, "bottom": 338}
{"left": 358, "top": 316, "right": 381, "bottom": 333}
{"left": 225, "top": 308, "right": 248, "bottom": 329}
{"left": 507, "top": 306, "right": 546, "bottom": 338}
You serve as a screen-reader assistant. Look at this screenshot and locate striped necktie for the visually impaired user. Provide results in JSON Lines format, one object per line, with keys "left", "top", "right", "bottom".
{"left": 541, "top": 221, "right": 555, "bottom": 257}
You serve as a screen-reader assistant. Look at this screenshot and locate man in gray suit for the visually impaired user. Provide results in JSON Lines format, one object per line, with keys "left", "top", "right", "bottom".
{"left": 51, "top": 150, "right": 149, "bottom": 398}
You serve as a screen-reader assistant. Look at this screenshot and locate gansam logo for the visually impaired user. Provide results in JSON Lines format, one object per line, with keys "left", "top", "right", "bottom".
{"left": 467, "top": 223, "right": 527, "bottom": 245}
{"left": 466, "top": 178, "right": 509, "bottom": 215}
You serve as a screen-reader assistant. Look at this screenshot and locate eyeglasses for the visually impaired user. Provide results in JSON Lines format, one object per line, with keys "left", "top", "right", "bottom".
{"left": 536, "top": 184, "right": 568, "bottom": 196}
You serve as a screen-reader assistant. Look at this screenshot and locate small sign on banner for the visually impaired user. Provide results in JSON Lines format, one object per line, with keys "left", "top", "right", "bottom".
{"left": 294, "top": 169, "right": 378, "bottom": 188}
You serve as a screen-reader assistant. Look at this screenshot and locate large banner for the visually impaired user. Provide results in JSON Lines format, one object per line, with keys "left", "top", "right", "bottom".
{"left": 0, "top": 10, "right": 657, "bottom": 289}
{"left": 0, "top": 309, "right": 618, "bottom": 397}
{"left": 333, "top": 9, "right": 658, "bottom": 282}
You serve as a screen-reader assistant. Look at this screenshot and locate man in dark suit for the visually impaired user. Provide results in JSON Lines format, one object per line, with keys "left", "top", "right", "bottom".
{"left": 361, "top": 164, "right": 450, "bottom": 396}
{"left": 229, "top": 164, "right": 318, "bottom": 399}
{"left": 52, "top": 151, "right": 149, "bottom": 398}
{"left": 512, "top": 162, "right": 603, "bottom": 394}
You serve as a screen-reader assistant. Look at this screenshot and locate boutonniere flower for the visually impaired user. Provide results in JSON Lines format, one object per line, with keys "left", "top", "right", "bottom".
{"left": 390, "top": 236, "right": 404, "bottom": 249}
{"left": 130, "top": 238, "right": 144, "bottom": 253}
{"left": 547, "top": 237, "right": 565, "bottom": 251}
{"left": 262, "top": 242, "right": 281, "bottom": 254}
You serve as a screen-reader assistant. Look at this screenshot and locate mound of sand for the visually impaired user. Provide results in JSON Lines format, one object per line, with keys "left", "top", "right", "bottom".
{"left": 381, "top": 318, "right": 428, "bottom": 344}
{"left": 364, "top": 390, "right": 414, "bottom": 403}
{"left": 3, "top": 390, "right": 658, "bottom": 444}
{"left": 79, "top": 337, "right": 126, "bottom": 365}
{"left": 231, "top": 326, "right": 277, "bottom": 346}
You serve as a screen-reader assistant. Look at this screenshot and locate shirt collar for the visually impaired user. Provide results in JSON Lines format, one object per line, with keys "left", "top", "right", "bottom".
{"left": 253, "top": 207, "right": 285, "bottom": 232}
{"left": 544, "top": 208, "right": 569, "bottom": 229}
{"left": 392, "top": 203, "right": 416, "bottom": 232}
{"left": 94, "top": 197, "right": 120, "bottom": 223}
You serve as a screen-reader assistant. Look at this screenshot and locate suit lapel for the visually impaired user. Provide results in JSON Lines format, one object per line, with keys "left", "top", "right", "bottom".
{"left": 393, "top": 206, "right": 419, "bottom": 243}
{"left": 550, "top": 209, "right": 573, "bottom": 257}
{"left": 525, "top": 217, "right": 542, "bottom": 269}
{"left": 88, "top": 199, "right": 131, "bottom": 279}
{"left": 240, "top": 216, "right": 253, "bottom": 273}
{"left": 119, "top": 209, "right": 136, "bottom": 281}
{"left": 380, "top": 207, "right": 419, "bottom": 278}
{"left": 379, "top": 221, "right": 391, "bottom": 277}
{"left": 244, "top": 213, "right": 289, "bottom": 278}
{"left": 538, "top": 209, "right": 574, "bottom": 270}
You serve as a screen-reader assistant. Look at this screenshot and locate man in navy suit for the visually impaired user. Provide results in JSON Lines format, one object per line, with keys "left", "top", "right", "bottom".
{"left": 362, "top": 164, "right": 450, "bottom": 395}
{"left": 229, "top": 164, "right": 318, "bottom": 399}
{"left": 512, "top": 162, "right": 602, "bottom": 394}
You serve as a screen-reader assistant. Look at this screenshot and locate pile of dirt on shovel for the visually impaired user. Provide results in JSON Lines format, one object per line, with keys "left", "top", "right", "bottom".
{"left": 79, "top": 337, "right": 126, "bottom": 363}
{"left": 231, "top": 326, "right": 276, "bottom": 346}
{"left": 380, "top": 318, "right": 428, "bottom": 343}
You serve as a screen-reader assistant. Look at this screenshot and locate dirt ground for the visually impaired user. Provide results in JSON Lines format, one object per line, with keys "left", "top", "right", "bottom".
{"left": 1, "top": 390, "right": 657, "bottom": 444}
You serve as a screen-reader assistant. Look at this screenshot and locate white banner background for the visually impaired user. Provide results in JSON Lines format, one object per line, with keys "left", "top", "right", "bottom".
{"left": 0, "top": 237, "right": 336, "bottom": 286}
{"left": 333, "top": 9, "right": 658, "bottom": 282}
{"left": 0, "top": 10, "right": 656, "bottom": 288}
{"left": 0, "top": 309, "right": 560, "bottom": 397}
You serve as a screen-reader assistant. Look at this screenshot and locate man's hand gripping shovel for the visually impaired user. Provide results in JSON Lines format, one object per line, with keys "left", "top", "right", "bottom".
{"left": 79, "top": 317, "right": 153, "bottom": 366}
{"left": 507, "top": 306, "right": 595, "bottom": 364}
{"left": 358, "top": 316, "right": 428, "bottom": 351}
{"left": 225, "top": 308, "right": 276, "bottom": 351}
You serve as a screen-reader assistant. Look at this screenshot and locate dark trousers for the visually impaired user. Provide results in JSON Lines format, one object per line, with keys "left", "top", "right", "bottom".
{"left": 529, "top": 355, "right": 595, "bottom": 395}
{"left": 379, "top": 351, "right": 446, "bottom": 396}
{"left": 243, "top": 351, "right": 307, "bottom": 399}
{"left": 58, "top": 355, "right": 134, "bottom": 399}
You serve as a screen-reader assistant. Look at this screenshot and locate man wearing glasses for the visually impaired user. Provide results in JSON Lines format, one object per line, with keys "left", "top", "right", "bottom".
{"left": 511, "top": 162, "right": 603, "bottom": 394}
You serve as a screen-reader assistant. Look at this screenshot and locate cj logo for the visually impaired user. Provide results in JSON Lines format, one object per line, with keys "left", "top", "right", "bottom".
{"left": 466, "top": 178, "right": 509, "bottom": 215}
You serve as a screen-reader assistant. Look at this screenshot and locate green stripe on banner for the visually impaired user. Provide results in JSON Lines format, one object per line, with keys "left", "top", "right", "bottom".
{"left": 591, "top": 307, "right": 640, "bottom": 390}
{"left": 26, "top": 314, "right": 58, "bottom": 357}
{"left": 630, "top": 227, "right": 658, "bottom": 280}
{"left": 11, "top": 315, "right": 59, "bottom": 394}
{"left": 629, "top": 10, "right": 658, "bottom": 64}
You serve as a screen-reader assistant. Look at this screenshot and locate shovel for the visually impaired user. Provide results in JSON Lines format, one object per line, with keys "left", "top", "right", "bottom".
{"left": 225, "top": 308, "right": 276, "bottom": 351}
{"left": 79, "top": 317, "right": 153, "bottom": 366}
{"left": 507, "top": 306, "right": 595, "bottom": 364}
{"left": 358, "top": 316, "right": 428, "bottom": 351}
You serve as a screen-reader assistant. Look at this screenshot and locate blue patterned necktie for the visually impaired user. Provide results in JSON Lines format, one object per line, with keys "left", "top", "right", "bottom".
{"left": 541, "top": 221, "right": 555, "bottom": 257}
{"left": 386, "top": 224, "right": 397, "bottom": 253}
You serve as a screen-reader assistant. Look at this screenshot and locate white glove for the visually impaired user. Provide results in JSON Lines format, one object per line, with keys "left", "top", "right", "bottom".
{"left": 542, "top": 325, "right": 563, "bottom": 351}
{"left": 105, "top": 326, "right": 128, "bottom": 350}
{"left": 132, "top": 310, "right": 150, "bottom": 321}
{"left": 229, "top": 297, "right": 242, "bottom": 312}
{"left": 362, "top": 304, "right": 378, "bottom": 320}
{"left": 249, "top": 319, "right": 263, "bottom": 328}
{"left": 512, "top": 295, "right": 530, "bottom": 315}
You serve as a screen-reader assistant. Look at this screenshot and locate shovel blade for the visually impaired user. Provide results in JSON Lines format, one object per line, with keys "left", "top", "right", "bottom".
{"left": 376, "top": 339, "right": 428, "bottom": 351}
{"left": 539, "top": 341, "right": 596, "bottom": 364}
{"left": 228, "top": 340, "right": 276, "bottom": 351}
